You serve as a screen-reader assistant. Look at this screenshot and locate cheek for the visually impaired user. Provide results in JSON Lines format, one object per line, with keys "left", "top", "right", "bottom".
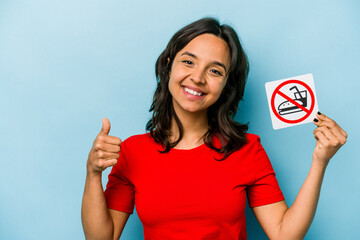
{"left": 171, "top": 66, "right": 186, "bottom": 80}
{"left": 212, "top": 79, "right": 228, "bottom": 97}
{"left": 168, "top": 77, "right": 175, "bottom": 96}
{"left": 168, "top": 75, "right": 179, "bottom": 97}
{"left": 168, "top": 67, "right": 187, "bottom": 89}
{"left": 209, "top": 79, "right": 228, "bottom": 104}
{"left": 220, "top": 78, "right": 229, "bottom": 94}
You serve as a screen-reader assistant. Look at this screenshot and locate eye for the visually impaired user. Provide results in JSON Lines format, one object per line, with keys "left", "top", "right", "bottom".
{"left": 182, "top": 60, "right": 193, "bottom": 65}
{"left": 210, "top": 69, "right": 223, "bottom": 76}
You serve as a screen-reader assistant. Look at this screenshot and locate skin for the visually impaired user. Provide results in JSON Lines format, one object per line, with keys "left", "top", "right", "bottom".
{"left": 81, "top": 33, "right": 347, "bottom": 240}
{"left": 253, "top": 112, "right": 347, "bottom": 239}
{"left": 168, "top": 34, "right": 230, "bottom": 148}
{"left": 81, "top": 118, "right": 128, "bottom": 240}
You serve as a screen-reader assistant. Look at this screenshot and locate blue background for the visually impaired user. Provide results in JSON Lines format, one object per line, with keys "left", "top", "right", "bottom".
{"left": 1, "top": 0, "right": 359, "bottom": 239}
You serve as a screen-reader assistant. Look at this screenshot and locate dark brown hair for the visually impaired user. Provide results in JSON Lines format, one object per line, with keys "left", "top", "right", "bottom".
{"left": 146, "top": 17, "right": 249, "bottom": 160}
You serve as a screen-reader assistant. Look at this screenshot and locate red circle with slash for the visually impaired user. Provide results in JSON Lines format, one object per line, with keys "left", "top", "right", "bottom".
{"left": 271, "top": 80, "right": 315, "bottom": 124}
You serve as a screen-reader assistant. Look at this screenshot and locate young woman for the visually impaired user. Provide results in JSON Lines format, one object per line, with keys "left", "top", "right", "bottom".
{"left": 81, "top": 18, "right": 347, "bottom": 240}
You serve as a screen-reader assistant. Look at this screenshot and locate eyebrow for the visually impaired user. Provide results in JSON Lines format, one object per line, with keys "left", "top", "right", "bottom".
{"left": 181, "top": 51, "right": 227, "bottom": 73}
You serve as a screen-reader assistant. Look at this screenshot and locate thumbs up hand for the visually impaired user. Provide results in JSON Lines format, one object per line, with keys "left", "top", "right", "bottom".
{"left": 87, "top": 118, "right": 122, "bottom": 176}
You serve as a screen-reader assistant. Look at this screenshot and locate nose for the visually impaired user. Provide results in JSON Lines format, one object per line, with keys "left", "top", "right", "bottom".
{"left": 190, "top": 67, "right": 206, "bottom": 85}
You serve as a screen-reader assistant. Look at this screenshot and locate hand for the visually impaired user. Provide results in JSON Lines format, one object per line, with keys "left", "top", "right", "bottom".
{"left": 312, "top": 112, "right": 347, "bottom": 168}
{"left": 87, "top": 118, "right": 122, "bottom": 176}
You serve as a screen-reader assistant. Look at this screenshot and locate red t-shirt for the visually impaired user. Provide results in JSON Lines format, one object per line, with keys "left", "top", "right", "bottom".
{"left": 104, "top": 133, "right": 284, "bottom": 240}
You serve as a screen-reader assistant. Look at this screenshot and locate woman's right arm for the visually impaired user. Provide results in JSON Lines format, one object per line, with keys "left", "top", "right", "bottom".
{"left": 81, "top": 118, "right": 129, "bottom": 240}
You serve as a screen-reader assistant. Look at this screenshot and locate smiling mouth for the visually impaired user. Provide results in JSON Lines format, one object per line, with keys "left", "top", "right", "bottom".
{"left": 183, "top": 87, "right": 205, "bottom": 96}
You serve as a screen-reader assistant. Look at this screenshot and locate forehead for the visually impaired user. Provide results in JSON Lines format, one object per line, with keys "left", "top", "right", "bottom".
{"left": 177, "top": 34, "right": 231, "bottom": 67}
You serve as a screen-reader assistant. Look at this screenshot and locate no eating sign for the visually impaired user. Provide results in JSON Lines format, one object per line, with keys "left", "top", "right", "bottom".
{"left": 265, "top": 73, "right": 319, "bottom": 130}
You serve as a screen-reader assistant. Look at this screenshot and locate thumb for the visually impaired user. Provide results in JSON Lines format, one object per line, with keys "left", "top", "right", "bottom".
{"left": 99, "top": 118, "right": 111, "bottom": 135}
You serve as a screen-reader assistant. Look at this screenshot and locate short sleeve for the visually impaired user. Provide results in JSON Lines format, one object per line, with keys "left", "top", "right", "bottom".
{"left": 104, "top": 141, "right": 135, "bottom": 214}
{"left": 246, "top": 136, "right": 284, "bottom": 208}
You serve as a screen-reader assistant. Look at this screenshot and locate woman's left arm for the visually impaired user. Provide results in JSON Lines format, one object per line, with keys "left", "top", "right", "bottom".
{"left": 252, "top": 112, "right": 347, "bottom": 240}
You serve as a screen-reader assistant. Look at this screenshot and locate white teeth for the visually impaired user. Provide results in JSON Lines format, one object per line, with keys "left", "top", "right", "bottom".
{"left": 184, "top": 87, "right": 203, "bottom": 96}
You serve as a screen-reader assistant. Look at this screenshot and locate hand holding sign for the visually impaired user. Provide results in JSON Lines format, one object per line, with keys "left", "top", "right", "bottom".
{"left": 87, "top": 118, "right": 122, "bottom": 176}
{"left": 312, "top": 112, "right": 347, "bottom": 168}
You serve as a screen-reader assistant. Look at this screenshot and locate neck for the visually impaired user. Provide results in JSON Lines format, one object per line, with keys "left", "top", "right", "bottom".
{"left": 170, "top": 109, "right": 209, "bottom": 149}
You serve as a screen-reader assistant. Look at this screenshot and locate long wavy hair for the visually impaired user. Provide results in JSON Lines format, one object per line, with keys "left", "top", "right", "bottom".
{"left": 146, "top": 17, "right": 249, "bottom": 160}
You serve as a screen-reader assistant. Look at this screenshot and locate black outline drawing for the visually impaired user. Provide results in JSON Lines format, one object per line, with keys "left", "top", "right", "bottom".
{"left": 277, "top": 86, "right": 307, "bottom": 116}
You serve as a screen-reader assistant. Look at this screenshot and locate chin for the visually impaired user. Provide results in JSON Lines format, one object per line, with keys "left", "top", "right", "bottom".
{"left": 182, "top": 106, "right": 207, "bottom": 114}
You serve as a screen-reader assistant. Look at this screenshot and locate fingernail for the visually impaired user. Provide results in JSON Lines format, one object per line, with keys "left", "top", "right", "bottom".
{"left": 317, "top": 111, "right": 321, "bottom": 115}
{"left": 313, "top": 118, "right": 319, "bottom": 122}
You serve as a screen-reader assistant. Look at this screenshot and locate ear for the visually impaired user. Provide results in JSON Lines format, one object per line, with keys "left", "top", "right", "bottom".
{"left": 167, "top": 57, "right": 171, "bottom": 77}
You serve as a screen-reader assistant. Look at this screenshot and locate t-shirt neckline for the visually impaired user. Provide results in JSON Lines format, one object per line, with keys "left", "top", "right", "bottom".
{"left": 170, "top": 142, "right": 208, "bottom": 154}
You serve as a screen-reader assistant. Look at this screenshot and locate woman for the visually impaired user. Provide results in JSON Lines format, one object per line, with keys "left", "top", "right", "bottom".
{"left": 81, "top": 18, "right": 347, "bottom": 240}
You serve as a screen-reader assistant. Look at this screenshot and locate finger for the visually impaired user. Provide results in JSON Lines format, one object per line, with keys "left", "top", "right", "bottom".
{"left": 313, "top": 111, "right": 322, "bottom": 127}
{"left": 98, "top": 159, "right": 118, "bottom": 169}
{"left": 96, "top": 135, "right": 122, "bottom": 145}
{"left": 314, "top": 129, "right": 330, "bottom": 145}
{"left": 96, "top": 151, "right": 120, "bottom": 160}
{"left": 94, "top": 142, "right": 121, "bottom": 153}
{"left": 313, "top": 126, "right": 336, "bottom": 143}
{"left": 313, "top": 120, "right": 347, "bottom": 143}
{"left": 314, "top": 126, "right": 346, "bottom": 149}
{"left": 314, "top": 112, "right": 347, "bottom": 137}
{"left": 316, "top": 111, "right": 328, "bottom": 122}
{"left": 99, "top": 118, "right": 111, "bottom": 136}
{"left": 103, "top": 159, "right": 118, "bottom": 168}
{"left": 317, "top": 112, "right": 338, "bottom": 127}
{"left": 313, "top": 112, "right": 328, "bottom": 127}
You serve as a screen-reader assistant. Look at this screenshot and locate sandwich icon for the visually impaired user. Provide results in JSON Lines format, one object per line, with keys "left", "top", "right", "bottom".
{"left": 277, "top": 86, "right": 308, "bottom": 116}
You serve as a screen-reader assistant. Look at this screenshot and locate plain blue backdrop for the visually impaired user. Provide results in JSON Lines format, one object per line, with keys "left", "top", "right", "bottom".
{"left": 1, "top": 0, "right": 359, "bottom": 239}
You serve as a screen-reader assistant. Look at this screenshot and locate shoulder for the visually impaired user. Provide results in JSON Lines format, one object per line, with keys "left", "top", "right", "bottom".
{"left": 121, "top": 133, "right": 160, "bottom": 151}
{"left": 122, "top": 133, "right": 153, "bottom": 146}
{"left": 123, "top": 133, "right": 151, "bottom": 144}
{"left": 231, "top": 133, "right": 263, "bottom": 156}
{"left": 219, "top": 133, "right": 271, "bottom": 172}
{"left": 245, "top": 133, "right": 260, "bottom": 142}
{"left": 244, "top": 133, "right": 262, "bottom": 148}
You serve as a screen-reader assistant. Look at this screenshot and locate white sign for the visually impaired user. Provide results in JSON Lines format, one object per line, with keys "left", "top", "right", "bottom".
{"left": 265, "top": 73, "right": 319, "bottom": 130}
